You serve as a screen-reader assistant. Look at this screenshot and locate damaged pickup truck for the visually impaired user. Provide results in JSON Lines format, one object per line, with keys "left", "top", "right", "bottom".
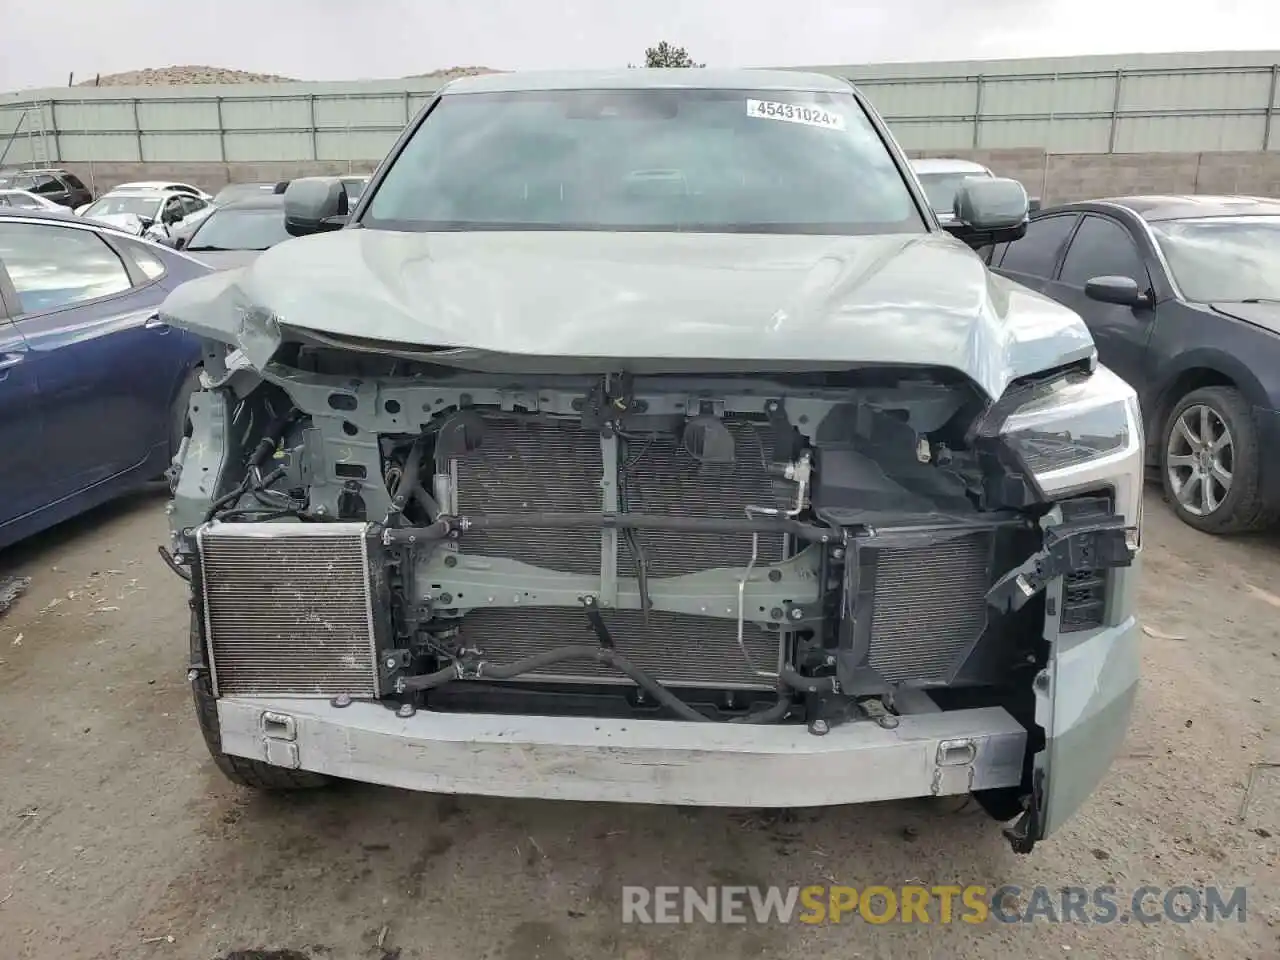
{"left": 159, "top": 69, "right": 1142, "bottom": 853}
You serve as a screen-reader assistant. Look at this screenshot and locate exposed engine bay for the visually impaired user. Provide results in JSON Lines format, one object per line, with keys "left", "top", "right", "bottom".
{"left": 171, "top": 340, "right": 1133, "bottom": 754}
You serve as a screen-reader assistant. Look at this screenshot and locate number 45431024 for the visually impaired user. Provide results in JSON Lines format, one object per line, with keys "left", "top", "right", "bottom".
{"left": 745, "top": 99, "right": 846, "bottom": 131}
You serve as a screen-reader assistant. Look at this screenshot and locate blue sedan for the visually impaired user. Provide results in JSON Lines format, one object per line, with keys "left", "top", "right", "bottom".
{"left": 0, "top": 208, "right": 211, "bottom": 550}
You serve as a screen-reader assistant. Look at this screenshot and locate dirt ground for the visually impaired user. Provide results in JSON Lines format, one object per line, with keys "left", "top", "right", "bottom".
{"left": 0, "top": 486, "right": 1276, "bottom": 960}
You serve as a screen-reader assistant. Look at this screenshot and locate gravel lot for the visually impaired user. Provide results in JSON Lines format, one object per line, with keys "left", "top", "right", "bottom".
{"left": 0, "top": 486, "right": 1276, "bottom": 960}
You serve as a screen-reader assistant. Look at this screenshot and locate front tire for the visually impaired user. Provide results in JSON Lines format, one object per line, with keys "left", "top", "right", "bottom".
{"left": 192, "top": 672, "right": 329, "bottom": 790}
{"left": 1160, "top": 386, "right": 1277, "bottom": 533}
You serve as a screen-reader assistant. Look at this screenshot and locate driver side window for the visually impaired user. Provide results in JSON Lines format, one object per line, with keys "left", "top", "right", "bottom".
{"left": 1058, "top": 215, "right": 1149, "bottom": 290}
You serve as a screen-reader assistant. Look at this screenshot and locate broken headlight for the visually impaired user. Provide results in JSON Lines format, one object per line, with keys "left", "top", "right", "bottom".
{"left": 999, "top": 366, "right": 1143, "bottom": 525}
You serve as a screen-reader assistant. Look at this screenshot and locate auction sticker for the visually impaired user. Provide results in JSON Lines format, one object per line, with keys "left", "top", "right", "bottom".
{"left": 746, "top": 99, "right": 846, "bottom": 131}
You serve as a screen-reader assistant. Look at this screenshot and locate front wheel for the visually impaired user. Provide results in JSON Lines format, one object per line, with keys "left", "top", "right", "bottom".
{"left": 1160, "top": 386, "right": 1277, "bottom": 533}
{"left": 192, "top": 671, "right": 329, "bottom": 790}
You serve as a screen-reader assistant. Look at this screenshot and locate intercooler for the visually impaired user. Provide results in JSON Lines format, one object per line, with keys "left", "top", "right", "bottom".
{"left": 197, "top": 523, "right": 380, "bottom": 698}
{"left": 451, "top": 414, "right": 790, "bottom": 690}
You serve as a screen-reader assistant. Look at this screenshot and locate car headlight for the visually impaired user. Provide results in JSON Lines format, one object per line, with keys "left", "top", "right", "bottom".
{"left": 998, "top": 366, "right": 1144, "bottom": 527}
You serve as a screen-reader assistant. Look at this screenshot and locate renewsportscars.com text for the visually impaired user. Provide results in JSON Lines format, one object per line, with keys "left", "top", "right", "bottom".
{"left": 621, "top": 884, "right": 1248, "bottom": 925}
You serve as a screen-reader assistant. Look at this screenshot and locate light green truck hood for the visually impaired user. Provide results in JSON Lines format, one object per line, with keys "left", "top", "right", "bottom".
{"left": 160, "top": 228, "right": 1095, "bottom": 400}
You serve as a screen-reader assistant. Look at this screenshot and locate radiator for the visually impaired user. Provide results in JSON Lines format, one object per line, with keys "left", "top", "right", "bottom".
{"left": 864, "top": 531, "right": 993, "bottom": 684}
{"left": 452, "top": 414, "right": 790, "bottom": 690}
{"left": 197, "top": 522, "right": 380, "bottom": 698}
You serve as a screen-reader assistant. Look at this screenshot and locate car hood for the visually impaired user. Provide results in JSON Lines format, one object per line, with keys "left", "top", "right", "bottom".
{"left": 159, "top": 228, "right": 1095, "bottom": 400}
{"left": 187, "top": 248, "right": 265, "bottom": 271}
{"left": 1209, "top": 301, "right": 1280, "bottom": 336}
{"left": 88, "top": 212, "right": 145, "bottom": 233}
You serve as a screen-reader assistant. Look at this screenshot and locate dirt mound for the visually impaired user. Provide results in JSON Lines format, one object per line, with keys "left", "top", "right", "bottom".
{"left": 77, "top": 66, "right": 298, "bottom": 86}
{"left": 403, "top": 66, "right": 502, "bottom": 79}
{"left": 73, "top": 65, "right": 503, "bottom": 87}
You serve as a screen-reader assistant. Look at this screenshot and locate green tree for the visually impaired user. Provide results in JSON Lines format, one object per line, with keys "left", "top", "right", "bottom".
{"left": 638, "top": 42, "right": 704, "bottom": 68}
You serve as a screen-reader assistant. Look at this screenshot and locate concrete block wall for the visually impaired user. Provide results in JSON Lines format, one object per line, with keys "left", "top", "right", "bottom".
{"left": 59, "top": 151, "right": 1280, "bottom": 204}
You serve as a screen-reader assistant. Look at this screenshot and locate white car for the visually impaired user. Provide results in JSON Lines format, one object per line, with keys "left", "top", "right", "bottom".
{"left": 80, "top": 188, "right": 214, "bottom": 240}
{"left": 73, "top": 181, "right": 213, "bottom": 215}
{"left": 910, "top": 158, "right": 1042, "bottom": 222}
{"left": 909, "top": 158, "right": 996, "bottom": 222}
{"left": 0, "top": 188, "right": 65, "bottom": 211}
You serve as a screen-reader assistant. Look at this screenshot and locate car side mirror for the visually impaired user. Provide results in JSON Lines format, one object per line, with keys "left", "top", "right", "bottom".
{"left": 1028, "top": 197, "right": 1042, "bottom": 213}
{"left": 1085, "top": 275, "right": 1149, "bottom": 308}
{"left": 284, "top": 177, "right": 347, "bottom": 236}
{"left": 943, "top": 177, "right": 1031, "bottom": 248}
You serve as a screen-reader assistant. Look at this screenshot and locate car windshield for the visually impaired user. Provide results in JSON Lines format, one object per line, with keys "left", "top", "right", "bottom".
{"left": 0, "top": 191, "right": 42, "bottom": 208}
{"left": 916, "top": 172, "right": 990, "bottom": 214}
{"left": 214, "top": 184, "right": 273, "bottom": 204}
{"left": 85, "top": 195, "right": 160, "bottom": 218}
{"left": 1150, "top": 215, "right": 1280, "bottom": 302}
{"left": 187, "top": 207, "right": 290, "bottom": 251}
{"left": 365, "top": 88, "right": 923, "bottom": 234}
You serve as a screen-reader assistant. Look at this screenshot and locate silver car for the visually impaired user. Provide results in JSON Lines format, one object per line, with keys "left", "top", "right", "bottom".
{"left": 161, "top": 69, "right": 1140, "bottom": 855}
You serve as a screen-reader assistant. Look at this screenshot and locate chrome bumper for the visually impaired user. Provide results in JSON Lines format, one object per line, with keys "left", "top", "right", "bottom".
{"left": 215, "top": 699, "right": 1027, "bottom": 806}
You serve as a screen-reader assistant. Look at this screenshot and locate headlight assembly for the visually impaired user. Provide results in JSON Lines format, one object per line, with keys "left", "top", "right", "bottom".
{"left": 997, "top": 366, "right": 1144, "bottom": 524}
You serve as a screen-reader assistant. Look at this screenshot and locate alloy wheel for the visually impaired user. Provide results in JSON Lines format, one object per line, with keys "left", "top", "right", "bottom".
{"left": 1166, "top": 403, "right": 1234, "bottom": 516}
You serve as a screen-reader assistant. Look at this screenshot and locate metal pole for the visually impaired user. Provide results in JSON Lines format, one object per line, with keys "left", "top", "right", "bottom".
{"left": 308, "top": 94, "right": 318, "bottom": 161}
{"left": 49, "top": 99, "right": 61, "bottom": 162}
{"left": 972, "top": 75, "right": 984, "bottom": 148}
{"left": 41, "top": 101, "right": 52, "bottom": 164}
{"left": 132, "top": 98, "right": 143, "bottom": 161}
{"left": 1041, "top": 73, "right": 1057, "bottom": 201}
{"left": 1107, "top": 69, "right": 1123, "bottom": 153}
{"left": 215, "top": 96, "right": 226, "bottom": 162}
{"left": 1263, "top": 64, "right": 1278, "bottom": 150}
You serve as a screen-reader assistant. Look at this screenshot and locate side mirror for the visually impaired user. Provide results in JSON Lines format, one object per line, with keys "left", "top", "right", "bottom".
{"left": 1028, "top": 197, "right": 1042, "bottom": 213}
{"left": 284, "top": 177, "right": 346, "bottom": 236}
{"left": 943, "top": 177, "right": 1030, "bottom": 248}
{"left": 1085, "top": 275, "right": 1149, "bottom": 307}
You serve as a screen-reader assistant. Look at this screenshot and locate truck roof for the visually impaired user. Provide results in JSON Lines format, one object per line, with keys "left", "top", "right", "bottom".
{"left": 440, "top": 68, "right": 853, "bottom": 96}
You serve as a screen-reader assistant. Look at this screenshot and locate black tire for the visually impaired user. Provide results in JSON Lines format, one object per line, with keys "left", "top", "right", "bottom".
{"left": 1159, "top": 385, "right": 1278, "bottom": 534}
{"left": 192, "top": 671, "right": 329, "bottom": 790}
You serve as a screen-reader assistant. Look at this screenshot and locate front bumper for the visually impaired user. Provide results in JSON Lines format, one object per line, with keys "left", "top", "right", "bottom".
{"left": 216, "top": 699, "right": 1027, "bottom": 807}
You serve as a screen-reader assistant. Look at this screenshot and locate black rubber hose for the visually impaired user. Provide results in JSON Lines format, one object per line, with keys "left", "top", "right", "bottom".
{"left": 401, "top": 645, "right": 711, "bottom": 722}
{"left": 729, "top": 695, "right": 794, "bottom": 724}
{"left": 156, "top": 545, "right": 192, "bottom": 582}
{"left": 778, "top": 665, "right": 839, "bottom": 695}
{"left": 389, "top": 435, "right": 428, "bottom": 517}
{"left": 247, "top": 407, "right": 297, "bottom": 470}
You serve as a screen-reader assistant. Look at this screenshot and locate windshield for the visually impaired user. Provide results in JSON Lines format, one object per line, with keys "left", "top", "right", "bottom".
{"left": 916, "top": 171, "right": 991, "bottom": 214}
{"left": 85, "top": 195, "right": 160, "bottom": 219}
{"left": 214, "top": 184, "right": 273, "bottom": 205}
{"left": 1151, "top": 216, "right": 1280, "bottom": 302}
{"left": 365, "top": 89, "right": 923, "bottom": 234}
{"left": 187, "top": 207, "right": 290, "bottom": 251}
{"left": 0, "top": 191, "right": 42, "bottom": 208}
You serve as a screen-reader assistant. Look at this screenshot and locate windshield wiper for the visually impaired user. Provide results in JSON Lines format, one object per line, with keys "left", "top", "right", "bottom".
{"left": 188, "top": 245, "right": 231, "bottom": 251}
